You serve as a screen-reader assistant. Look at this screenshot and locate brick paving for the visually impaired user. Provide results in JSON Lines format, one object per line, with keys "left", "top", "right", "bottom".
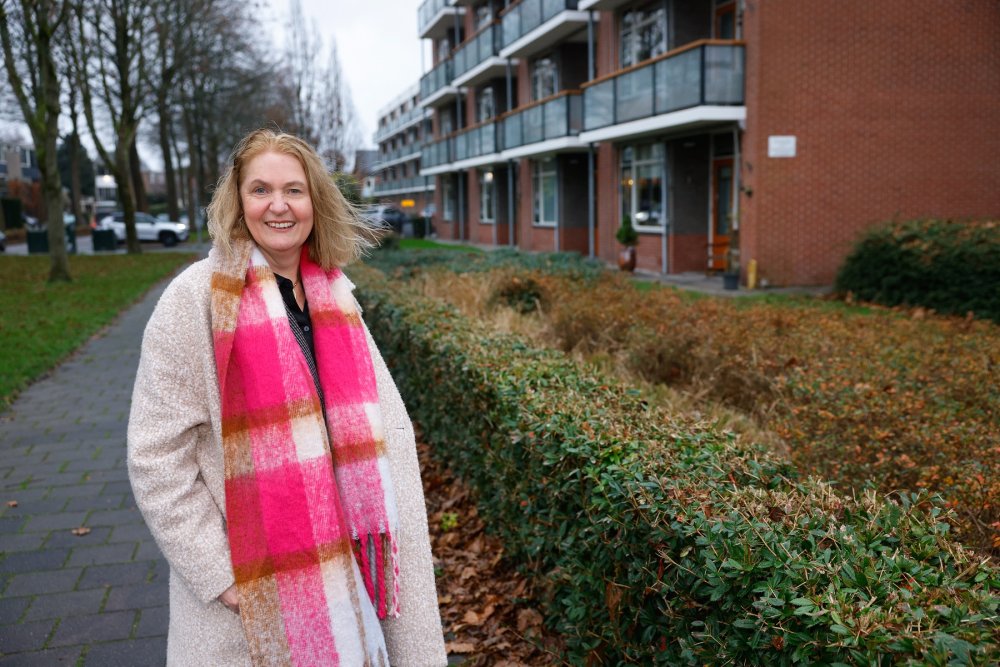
{"left": 0, "top": 263, "right": 183, "bottom": 665}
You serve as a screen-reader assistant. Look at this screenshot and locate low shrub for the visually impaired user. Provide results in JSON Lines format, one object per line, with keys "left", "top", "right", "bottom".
{"left": 835, "top": 218, "right": 1000, "bottom": 323}
{"left": 353, "top": 265, "right": 999, "bottom": 665}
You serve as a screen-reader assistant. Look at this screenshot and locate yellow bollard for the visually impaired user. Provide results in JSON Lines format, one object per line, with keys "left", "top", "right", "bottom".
{"left": 747, "top": 259, "right": 758, "bottom": 290}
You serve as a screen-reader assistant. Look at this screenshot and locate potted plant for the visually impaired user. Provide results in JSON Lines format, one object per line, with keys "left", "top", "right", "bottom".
{"left": 616, "top": 214, "right": 638, "bottom": 271}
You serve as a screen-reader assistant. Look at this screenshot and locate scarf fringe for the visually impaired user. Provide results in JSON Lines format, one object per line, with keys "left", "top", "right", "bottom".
{"left": 354, "top": 531, "right": 401, "bottom": 619}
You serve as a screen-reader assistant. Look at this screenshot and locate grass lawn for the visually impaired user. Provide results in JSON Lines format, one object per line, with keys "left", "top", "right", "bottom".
{"left": 398, "top": 238, "right": 484, "bottom": 252}
{"left": 0, "top": 253, "right": 197, "bottom": 408}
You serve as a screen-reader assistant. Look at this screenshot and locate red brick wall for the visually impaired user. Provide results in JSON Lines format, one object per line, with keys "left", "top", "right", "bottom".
{"left": 741, "top": 0, "right": 1000, "bottom": 286}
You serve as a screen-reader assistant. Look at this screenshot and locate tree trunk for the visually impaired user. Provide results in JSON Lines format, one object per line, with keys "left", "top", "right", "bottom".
{"left": 116, "top": 139, "right": 141, "bottom": 254}
{"left": 159, "top": 98, "right": 179, "bottom": 221}
{"left": 70, "top": 131, "right": 83, "bottom": 228}
{"left": 130, "top": 138, "right": 148, "bottom": 213}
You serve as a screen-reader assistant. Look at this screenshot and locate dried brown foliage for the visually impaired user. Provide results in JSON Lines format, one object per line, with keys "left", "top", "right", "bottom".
{"left": 419, "top": 437, "right": 563, "bottom": 666}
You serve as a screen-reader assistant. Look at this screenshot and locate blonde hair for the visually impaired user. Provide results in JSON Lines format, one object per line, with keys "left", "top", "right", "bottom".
{"left": 207, "top": 129, "right": 376, "bottom": 268}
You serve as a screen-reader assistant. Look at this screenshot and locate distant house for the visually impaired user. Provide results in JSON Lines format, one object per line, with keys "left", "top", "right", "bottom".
{"left": 0, "top": 141, "right": 41, "bottom": 194}
{"left": 353, "top": 149, "right": 378, "bottom": 200}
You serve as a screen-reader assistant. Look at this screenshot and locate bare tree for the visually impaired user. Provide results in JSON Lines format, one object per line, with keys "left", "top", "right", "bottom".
{"left": 0, "top": 0, "right": 73, "bottom": 282}
{"left": 68, "top": 0, "right": 155, "bottom": 254}
{"left": 283, "top": 0, "right": 360, "bottom": 172}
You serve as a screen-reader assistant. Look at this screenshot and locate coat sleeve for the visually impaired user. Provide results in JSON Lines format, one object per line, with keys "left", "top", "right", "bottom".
{"left": 127, "top": 278, "right": 235, "bottom": 605}
{"left": 364, "top": 324, "right": 448, "bottom": 667}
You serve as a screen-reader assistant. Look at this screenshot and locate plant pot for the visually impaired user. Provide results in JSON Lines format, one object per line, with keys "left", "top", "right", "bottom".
{"left": 723, "top": 272, "right": 740, "bottom": 290}
{"left": 618, "top": 246, "right": 636, "bottom": 272}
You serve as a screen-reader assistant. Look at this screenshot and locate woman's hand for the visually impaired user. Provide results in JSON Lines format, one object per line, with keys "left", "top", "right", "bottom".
{"left": 219, "top": 584, "right": 240, "bottom": 614}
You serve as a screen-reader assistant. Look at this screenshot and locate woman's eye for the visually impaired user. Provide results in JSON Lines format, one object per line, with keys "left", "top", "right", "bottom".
{"left": 252, "top": 186, "right": 267, "bottom": 195}
{"left": 288, "top": 188, "right": 302, "bottom": 195}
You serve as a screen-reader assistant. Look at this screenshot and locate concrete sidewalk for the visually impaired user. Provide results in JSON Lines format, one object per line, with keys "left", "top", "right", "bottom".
{"left": 0, "top": 271, "right": 179, "bottom": 665}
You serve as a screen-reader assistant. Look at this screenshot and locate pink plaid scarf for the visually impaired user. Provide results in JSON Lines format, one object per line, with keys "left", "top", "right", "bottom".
{"left": 211, "top": 239, "right": 399, "bottom": 666}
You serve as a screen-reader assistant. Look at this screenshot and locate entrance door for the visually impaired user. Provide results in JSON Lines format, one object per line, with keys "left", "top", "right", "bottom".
{"left": 709, "top": 158, "right": 734, "bottom": 271}
{"left": 714, "top": 2, "right": 737, "bottom": 39}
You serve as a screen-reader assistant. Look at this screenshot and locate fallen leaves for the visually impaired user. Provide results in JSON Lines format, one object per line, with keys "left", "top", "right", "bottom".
{"left": 6, "top": 500, "right": 17, "bottom": 508}
{"left": 71, "top": 526, "right": 91, "bottom": 536}
{"left": 419, "top": 436, "right": 562, "bottom": 666}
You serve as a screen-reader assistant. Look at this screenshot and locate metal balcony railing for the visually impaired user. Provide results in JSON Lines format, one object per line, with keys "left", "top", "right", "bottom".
{"left": 454, "top": 120, "right": 501, "bottom": 160}
{"left": 453, "top": 23, "right": 502, "bottom": 79}
{"left": 418, "top": 0, "right": 450, "bottom": 35}
{"left": 500, "top": 0, "right": 578, "bottom": 49}
{"left": 583, "top": 41, "right": 745, "bottom": 131}
{"left": 501, "top": 91, "right": 582, "bottom": 149}
{"left": 420, "top": 58, "right": 455, "bottom": 101}
{"left": 422, "top": 136, "right": 454, "bottom": 168}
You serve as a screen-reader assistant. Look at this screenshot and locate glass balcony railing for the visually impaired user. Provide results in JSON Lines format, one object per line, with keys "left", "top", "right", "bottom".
{"left": 420, "top": 58, "right": 455, "bottom": 101}
{"left": 375, "top": 107, "right": 427, "bottom": 142}
{"left": 422, "top": 136, "right": 454, "bottom": 168}
{"left": 454, "top": 121, "right": 501, "bottom": 160}
{"left": 583, "top": 42, "right": 745, "bottom": 131}
{"left": 373, "top": 176, "right": 434, "bottom": 194}
{"left": 375, "top": 144, "right": 422, "bottom": 166}
{"left": 418, "top": 0, "right": 450, "bottom": 35}
{"left": 453, "top": 23, "right": 501, "bottom": 79}
{"left": 501, "top": 0, "right": 578, "bottom": 49}
{"left": 501, "top": 91, "right": 582, "bottom": 149}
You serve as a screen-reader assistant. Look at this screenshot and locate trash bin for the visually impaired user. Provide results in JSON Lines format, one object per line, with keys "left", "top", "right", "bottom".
{"left": 66, "top": 224, "right": 77, "bottom": 255}
{"left": 26, "top": 230, "right": 48, "bottom": 254}
{"left": 92, "top": 229, "right": 117, "bottom": 252}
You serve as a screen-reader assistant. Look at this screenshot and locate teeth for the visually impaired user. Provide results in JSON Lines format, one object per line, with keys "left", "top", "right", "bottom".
{"left": 265, "top": 222, "right": 294, "bottom": 229}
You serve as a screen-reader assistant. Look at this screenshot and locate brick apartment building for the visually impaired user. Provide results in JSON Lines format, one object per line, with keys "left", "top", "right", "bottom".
{"left": 372, "top": 83, "right": 436, "bottom": 218}
{"left": 403, "top": 0, "right": 999, "bottom": 286}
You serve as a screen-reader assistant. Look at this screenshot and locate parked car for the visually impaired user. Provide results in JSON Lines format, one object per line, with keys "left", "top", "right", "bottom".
{"left": 364, "top": 204, "right": 409, "bottom": 233}
{"left": 97, "top": 211, "right": 189, "bottom": 246}
{"left": 0, "top": 229, "right": 6, "bottom": 252}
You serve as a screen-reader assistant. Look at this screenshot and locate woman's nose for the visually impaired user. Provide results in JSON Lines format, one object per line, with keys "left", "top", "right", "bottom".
{"left": 269, "top": 193, "right": 288, "bottom": 212}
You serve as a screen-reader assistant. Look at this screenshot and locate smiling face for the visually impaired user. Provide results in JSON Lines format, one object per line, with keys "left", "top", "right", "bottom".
{"left": 239, "top": 150, "right": 314, "bottom": 272}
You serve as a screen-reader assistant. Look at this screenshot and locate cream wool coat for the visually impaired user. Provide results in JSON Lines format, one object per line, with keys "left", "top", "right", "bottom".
{"left": 127, "top": 252, "right": 447, "bottom": 666}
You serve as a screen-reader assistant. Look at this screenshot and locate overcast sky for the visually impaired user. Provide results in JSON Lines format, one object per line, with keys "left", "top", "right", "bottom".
{"left": 269, "top": 0, "right": 431, "bottom": 149}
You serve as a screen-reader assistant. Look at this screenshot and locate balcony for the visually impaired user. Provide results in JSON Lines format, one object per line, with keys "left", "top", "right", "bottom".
{"left": 453, "top": 23, "right": 513, "bottom": 88}
{"left": 374, "top": 107, "right": 430, "bottom": 143}
{"left": 580, "top": 41, "right": 745, "bottom": 144}
{"left": 501, "top": 91, "right": 583, "bottom": 158}
{"left": 373, "top": 176, "right": 435, "bottom": 197}
{"left": 420, "top": 58, "right": 459, "bottom": 108}
{"left": 499, "top": 0, "right": 589, "bottom": 60}
{"left": 418, "top": 0, "right": 464, "bottom": 40}
{"left": 421, "top": 136, "right": 455, "bottom": 173}
{"left": 372, "top": 144, "right": 422, "bottom": 170}
{"left": 453, "top": 120, "right": 503, "bottom": 169}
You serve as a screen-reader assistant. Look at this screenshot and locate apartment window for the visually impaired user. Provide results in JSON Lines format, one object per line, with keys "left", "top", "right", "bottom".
{"left": 532, "top": 158, "right": 557, "bottom": 226}
{"left": 531, "top": 56, "right": 558, "bottom": 101}
{"left": 20, "top": 147, "right": 36, "bottom": 169}
{"left": 440, "top": 109, "right": 454, "bottom": 136}
{"left": 620, "top": 143, "right": 665, "bottom": 230}
{"left": 443, "top": 176, "right": 455, "bottom": 220}
{"left": 475, "top": 2, "right": 493, "bottom": 29}
{"left": 479, "top": 169, "right": 495, "bottom": 223}
{"left": 437, "top": 38, "right": 451, "bottom": 62}
{"left": 620, "top": 2, "right": 667, "bottom": 68}
{"left": 478, "top": 86, "right": 495, "bottom": 122}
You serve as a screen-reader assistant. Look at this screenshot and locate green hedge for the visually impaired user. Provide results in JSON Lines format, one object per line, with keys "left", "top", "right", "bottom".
{"left": 835, "top": 219, "right": 1000, "bottom": 322}
{"left": 353, "top": 266, "right": 999, "bottom": 665}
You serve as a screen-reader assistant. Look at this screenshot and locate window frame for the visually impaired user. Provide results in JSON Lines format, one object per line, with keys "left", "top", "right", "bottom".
{"left": 619, "top": 2, "right": 668, "bottom": 69}
{"left": 479, "top": 169, "right": 495, "bottom": 223}
{"left": 620, "top": 142, "right": 666, "bottom": 233}
{"left": 532, "top": 157, "right": 558, "bottom": 227}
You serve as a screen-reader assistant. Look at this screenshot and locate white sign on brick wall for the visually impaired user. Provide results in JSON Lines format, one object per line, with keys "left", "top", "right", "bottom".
{"left": 768, "top": 135, "right": 797, "bottom": 158}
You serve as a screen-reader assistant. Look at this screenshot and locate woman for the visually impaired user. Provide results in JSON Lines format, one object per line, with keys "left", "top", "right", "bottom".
{"left": 128, "top": 129, "right": 447, "bottom": 666}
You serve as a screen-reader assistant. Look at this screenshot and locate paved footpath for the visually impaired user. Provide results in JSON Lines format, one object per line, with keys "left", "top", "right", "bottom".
{"left": 0, "top": 273, "right": 178, "bottom": 665}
